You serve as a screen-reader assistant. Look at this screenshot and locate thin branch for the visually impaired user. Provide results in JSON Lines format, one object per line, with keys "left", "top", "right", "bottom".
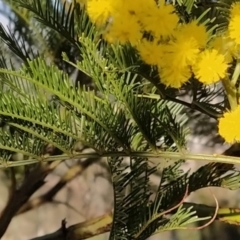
{"left": 134, "top": 185, "right": 189, "bottom": 239}
{"left": 17, "top": 157, "right": 99, "bottom": 215}
{"left": 185, "top": 191, "right": 219, "bottom": 230}
{"left": 0, "top": 161, "right": 59, "bottom": 238}
{"left": 51, "top": 199, "right": 82, "bottom": 216}
{"left": 29, "top": 213, "right": 113, "bottom": 240}
{"left": 3, "top": 151, "right": 240, "bottom": 168}
{"left": 137, "top": 71, "right": 221, "bottom": 119}
{"left": 29, "top": 199, "right": 236, "bottom": 240}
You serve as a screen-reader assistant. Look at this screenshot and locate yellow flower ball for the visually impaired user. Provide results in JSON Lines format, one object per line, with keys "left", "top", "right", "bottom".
{"left": 165, "top": 36, "right": 199, "bottom": 69}
{"left": 86, "top": 0, "right": 120, "bottom": 26}
{"left": 141, "top": 1, "right": 179, "bottom": 38}
{"left": 158, "top": 64, "right": 191, "bottom": 88}
{"left": 218, "top": 105, "right": 240, "bottom": 143}
{"left": 229, "top": 2, "right": 240, "bottom": 18}
{"left": 104, "top": 13, "right": 142, "bottom": 45}
{"left": 192, "top": 49, "right": 229, "bottom": 85}
{"left": 229, "top": 15, "right": 240, "bottom": 45}
{"left": 177, "top": 20, "right": 208, "bottom": 48}
{"left": 210, "top": 34, "right": 237, "bottom": 63}
{"left": 136, "top": 39, "right": 165, "bottom": 65}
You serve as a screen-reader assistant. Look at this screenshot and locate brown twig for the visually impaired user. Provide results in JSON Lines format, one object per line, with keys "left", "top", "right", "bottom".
{"left": 19, "top": 150, "right": 230, "bottom": 217}
{"left": 30, "top": 197, "right": 240, "bottom": 240}
{"left": 161, "top": 185, "right": 189, "bottom": 216}
{"left": 134, "top": 185, "right": 189, "bottom": 239}
{"left": 185, "top": 191, "right": 219, "bottom": 230}
{"left": 171, "top": 191, "right": 219, "bottom": 230}
{"left": 51, "top": 199, "right": 82, "bottom": 215}
{"left": 29, "top": 213, "right": 113, "bottom": 240}
{"left": 17, "top": 157, "right": 100, "bottom": 215}
{"left": 0, "top": 161, "right": 59, "bottom": 238}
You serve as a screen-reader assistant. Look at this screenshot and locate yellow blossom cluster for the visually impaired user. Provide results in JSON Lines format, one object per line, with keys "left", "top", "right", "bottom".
{"left": 86, "top": 0, "right": 178, "bottom": 44}
{"left": 216, "top": 2, "right": 240, "bottom": 144}
{"left": 212, "top": 2, "right": 240, "bottom": 62}
{"left": 83, "top": 0, "right": 234, "bottom": 88}
{"left": 229, "top": 2, "right": 240, "bottom": 46}
{"left": 81, "top": 0, "right": 240, "bottom": 144}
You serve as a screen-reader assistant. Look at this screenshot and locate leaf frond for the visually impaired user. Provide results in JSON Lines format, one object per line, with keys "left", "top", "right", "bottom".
{"left": 0, "top": 23, "right": 36, "bottom": 61}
